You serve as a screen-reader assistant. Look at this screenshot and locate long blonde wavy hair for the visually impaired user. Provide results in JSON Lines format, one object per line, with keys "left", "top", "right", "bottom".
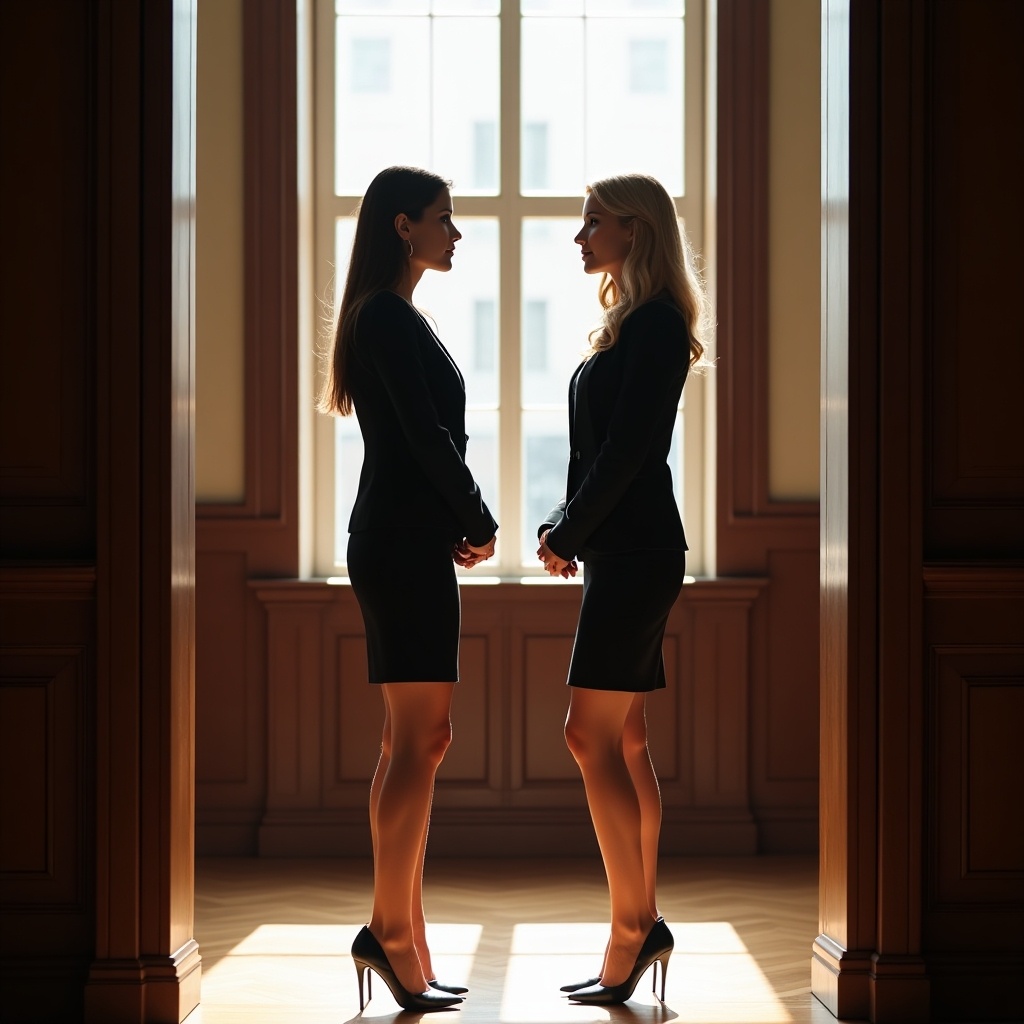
{"left": 585, "top": 173, "right": 710, "bottom": 368}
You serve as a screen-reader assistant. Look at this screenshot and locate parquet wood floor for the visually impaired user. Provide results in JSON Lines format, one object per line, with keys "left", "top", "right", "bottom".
{"left": 185, "top": 855, "right": 847, "bottom": 1024}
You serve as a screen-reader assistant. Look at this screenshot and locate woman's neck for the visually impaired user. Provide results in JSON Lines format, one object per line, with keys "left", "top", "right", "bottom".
{"left": 392, "top": 264, "right": 424, "bottom": 304}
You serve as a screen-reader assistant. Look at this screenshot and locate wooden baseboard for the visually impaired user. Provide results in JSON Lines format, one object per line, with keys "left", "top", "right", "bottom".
{"left": 84, "top": 941, "right": 201, "bottom": 1024}
{"left": 254, "top": 806, "right": 759, "bottom": 857}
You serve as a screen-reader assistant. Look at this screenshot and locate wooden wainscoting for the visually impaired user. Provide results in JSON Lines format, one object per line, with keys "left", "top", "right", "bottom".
{"left": 242, "top": 578, "right": 768, "bottom": 858}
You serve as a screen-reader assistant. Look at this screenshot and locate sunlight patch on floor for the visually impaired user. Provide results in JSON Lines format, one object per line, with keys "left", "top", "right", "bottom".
{"left": 500, "top": 922, "right": 792, "bottom": 1024}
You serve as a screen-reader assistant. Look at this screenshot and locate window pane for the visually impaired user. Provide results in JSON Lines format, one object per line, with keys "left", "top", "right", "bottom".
{"left": 585, "top": 18, "right": 683, "bottom": 192}
{"left": 339, "top": 0, "right": 499, "bottom": 9}
{"left": 522, "top": 409, "right": 570, "bottom": 564}
{"left": 335, "top": 15, "right": 499, "bottom": 196}
{"left": 336, "top": 17, "right": 431, "bottom": 194}
{"left": 586, "top": 0, "right": 684, "bottom": 15}
{"left": 521, "top": 16, "right": 684, "bottom": 195}
{"left": 521, "top": 219, "right": 597, "bottom": 407}
{"left": 338, "top": 0, "right": 429, "bottom": 13}
{"left": 521, "top": 19, "right": 584, "bottom": 194}
{"left": 433, "top": 0, "right": 500, "bottom": 13}
{"left": 466, "top": 408, "right": 499, "bottom": 553}
{"left": 522, "top": 0, "right": 584, "bottom": 13}
{"left": 334, "top": 415, "right": 364, "bottom": 562}
{"left": 432, "top": 18, "right": 500, "bottom": 195}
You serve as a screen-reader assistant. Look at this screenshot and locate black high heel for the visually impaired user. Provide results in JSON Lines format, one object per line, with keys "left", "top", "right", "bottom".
{"left": 568, "top": 919, "right": 673, "bottom": 1005}
{"left": 560, "top": 976, "right": 601, "bottom": 993}
{"left": 351, "top": 926, "right": 464, "bottom": 1012}
{"left": 429, "top": 978, "right": 469, "bottom": 995}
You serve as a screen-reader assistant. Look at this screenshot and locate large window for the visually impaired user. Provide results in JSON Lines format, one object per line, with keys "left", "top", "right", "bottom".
{"left": 313, "top": 0, "right": 707, "bottom": 578}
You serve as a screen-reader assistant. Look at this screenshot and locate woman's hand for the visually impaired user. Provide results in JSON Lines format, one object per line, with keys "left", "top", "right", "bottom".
{"left": 453, "top": 534, "right": 496, "bottom": 569}
{"left": 537, "top": 531, "right": 578, "bottom": 578}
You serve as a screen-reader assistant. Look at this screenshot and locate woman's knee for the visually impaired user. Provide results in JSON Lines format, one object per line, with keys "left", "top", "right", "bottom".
{"left": 564, "top": 714, "right": 608, "bottom": 765}
{"left": 621, "top": 720, "right": 648, "bottom": 763}
{"left": 402, "top": 717, "right": 452, "bottom": 768}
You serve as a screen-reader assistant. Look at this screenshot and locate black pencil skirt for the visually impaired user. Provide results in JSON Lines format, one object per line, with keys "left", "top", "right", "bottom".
{"left": 347, "top": 528, "right": 461, "bottom": 684}
{"left": 566, "top": 549, "right": 686, "bottom": 692}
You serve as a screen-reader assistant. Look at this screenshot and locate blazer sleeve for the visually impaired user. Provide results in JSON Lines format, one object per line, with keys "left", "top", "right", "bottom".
{"left": 545, "top": 303, "right": 688, "bottom": 560}
{"left": 358, "top": 302, "right": 497, "bottom": 546}
{"left": 539, "top": 498, "right": 566, "bottom": 539}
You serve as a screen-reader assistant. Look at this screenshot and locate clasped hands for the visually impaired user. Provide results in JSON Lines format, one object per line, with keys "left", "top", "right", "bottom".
{"left": 537, "top": 529, "right": 579, "bottom": 578}
{"left": 453, "top": 534, "right": 496, "bottom": 569}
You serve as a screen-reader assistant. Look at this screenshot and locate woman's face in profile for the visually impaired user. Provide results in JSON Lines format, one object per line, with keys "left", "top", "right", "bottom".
{"left": 574, "top": 195, "right": 633, "bottom": 281}
{"left": 405, "top": 188, "right": 463, "bottom": 273}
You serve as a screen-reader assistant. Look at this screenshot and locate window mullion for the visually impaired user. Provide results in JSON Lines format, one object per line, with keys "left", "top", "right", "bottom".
{"left": 497, "top": 1, "right": 523, "bottom": 576}
{"left": 314, "top": 0, "right": 340, "bottom": 576}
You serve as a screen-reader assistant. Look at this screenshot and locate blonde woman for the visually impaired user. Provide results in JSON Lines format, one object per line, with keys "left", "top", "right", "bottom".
{"left": 538, "top": 173, "right": 708, "bottom": 1005}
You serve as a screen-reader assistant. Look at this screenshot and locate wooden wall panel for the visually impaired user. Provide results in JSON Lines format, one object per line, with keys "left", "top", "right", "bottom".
{"left": 244, "top": 582, "right": 762, "bottom": 858}
{"left": 196, "top": 552, "right": 250, "bottom": 785}
{"left": 648, "top": 636, "right": 680, "bottom": 782}
{"left": 0, "top": 651, "right": 86, "bottom": 904}
{"left": 440, "top": 635, "right": 490, "bottom": 783}
{"left": 932, "top": 649, "right": 1024, "bottom": 903}
{"left": 925, "top": 0, "right": 1024, "bottom": 559}
{"left": 818, "top": 2, "right": 1024, "bottom": 1020}
{"left": 923, "top": 571, "right": 1024, "bottom": 1020}
{"left": 0, "top": 573, "right": 95, "bottom": 994}
{"left": 0, "top": 0, "right": 94, "bottom": 562}
{"left": 335, "top": 634, "right": 375, "bottom": 783}
{"left": 522, "top": 635, "right": 579, "bottom": 784}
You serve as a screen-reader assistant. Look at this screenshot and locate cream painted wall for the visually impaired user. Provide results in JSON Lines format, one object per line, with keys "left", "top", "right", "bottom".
{"left": 196, "top": 0, "right": 245, "bottom": 503}
{"left": 768, "top": 0, "right": 821, "bottom": 501}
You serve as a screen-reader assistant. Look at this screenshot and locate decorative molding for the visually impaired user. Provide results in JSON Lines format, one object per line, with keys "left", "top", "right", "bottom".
{"left": 242, "top": 579, "right": 767, "bottom": 857}
{"left": 198, "top": 0, "right": 299, "bottom": 539}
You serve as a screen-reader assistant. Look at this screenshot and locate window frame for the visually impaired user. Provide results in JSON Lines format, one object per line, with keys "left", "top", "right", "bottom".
{"left": 311, "top": 0, "right": 709, "bottom": 579}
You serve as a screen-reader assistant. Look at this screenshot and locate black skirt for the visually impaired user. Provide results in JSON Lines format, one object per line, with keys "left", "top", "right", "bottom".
{"left": 347, "top": 528, "right": 461, "bottom": 683}
{"left": 566, "top": 549, "right": 686, "bottom": 692}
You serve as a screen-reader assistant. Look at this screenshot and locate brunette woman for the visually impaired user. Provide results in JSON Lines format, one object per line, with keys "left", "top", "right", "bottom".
{"left": 538, "top": 172, "right": 708, "bottom": 1006}
{"left": 319, "top": 165, "right": 497, "bottom": 1012}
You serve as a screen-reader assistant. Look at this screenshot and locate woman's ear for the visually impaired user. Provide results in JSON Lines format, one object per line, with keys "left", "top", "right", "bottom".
{"left": 394, "top": 212, "right": 410, "bottom": 239}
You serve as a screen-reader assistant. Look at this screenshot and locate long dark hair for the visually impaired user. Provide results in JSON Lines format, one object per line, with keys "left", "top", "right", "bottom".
{"left": 317, "top": 166, "right": 451, "bottom": 416}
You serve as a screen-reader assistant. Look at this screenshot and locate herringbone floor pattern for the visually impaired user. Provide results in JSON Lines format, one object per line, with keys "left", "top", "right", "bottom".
{"left": 185, "top": 855, "right": 843, "bottom": 1024}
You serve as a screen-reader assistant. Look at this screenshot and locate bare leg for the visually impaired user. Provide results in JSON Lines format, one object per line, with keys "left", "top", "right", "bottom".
{"left": 368, "top": 693, "right": 437, "bottom": 980}
{"left": 565, "top": 688, "right": 658, "bottom": 988}
{"left": 367, "top": 682, "right": 454, "bottom": 994}
{"left": 623, "top": 694, "right": 661, "bottom": 920}
{"left": 411, "top": 788, "right": 436, "bottom": 981}
{"left": 367, "top": 690, "right": 391, "bottom": 867}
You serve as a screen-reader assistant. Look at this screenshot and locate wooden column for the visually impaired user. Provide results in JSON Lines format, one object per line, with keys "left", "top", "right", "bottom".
{"left": 817, "top": 2, "right": 1024, "bottom": 1020}
{"left": 84, "top": 1, "right": 200, "bottom": 1021}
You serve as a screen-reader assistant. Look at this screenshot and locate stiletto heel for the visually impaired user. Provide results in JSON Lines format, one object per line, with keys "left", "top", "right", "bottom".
{"left": 652, "top": 951, "right": 669, "bottom": 999}
{"left": 350, "top": 926, "right": 463, "bottom": 1012}
{"left": 354, "top": 959, "right": 371, "bottom": 1011}
{"left": 569, "top": 919, "right": 674, "bottom": 1005}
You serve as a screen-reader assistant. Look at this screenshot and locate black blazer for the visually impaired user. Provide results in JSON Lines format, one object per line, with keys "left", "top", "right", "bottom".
{"left": 540, "top": 297, "right": 690, "bottom": 560}
{"left": 347, "top": 289, "right": 497, "bottom": 546}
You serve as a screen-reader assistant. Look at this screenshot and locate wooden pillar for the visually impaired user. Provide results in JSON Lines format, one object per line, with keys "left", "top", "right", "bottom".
{"left": 84, "top": 1, "right": 200, "bottom": 1020}
{"left": 816, "top": 2, "right": 930, "bottom": 1018}
{"left": 817, "top": 2, "right": 1024, "bottom": 1020}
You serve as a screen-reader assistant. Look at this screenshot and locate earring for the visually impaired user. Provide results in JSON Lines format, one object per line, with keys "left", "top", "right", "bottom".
{"left": 405, "top": 239, "right": 414, "bottom": 259}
